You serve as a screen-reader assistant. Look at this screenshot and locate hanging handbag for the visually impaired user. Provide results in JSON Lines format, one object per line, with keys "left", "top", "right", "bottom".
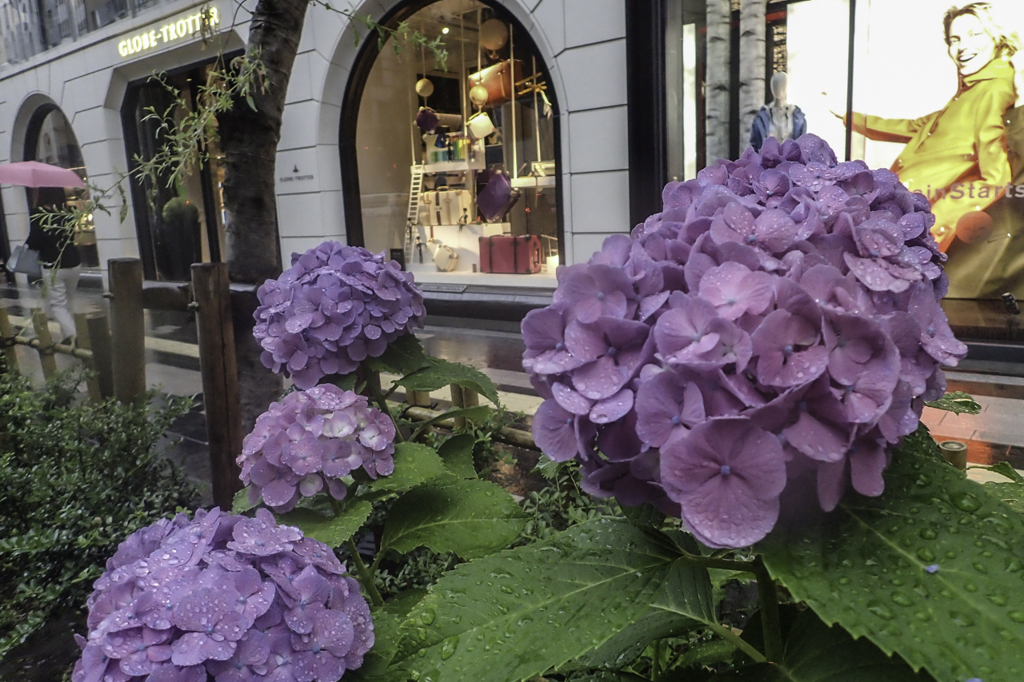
{"left": 477, "top": 170, "right": 521, "bottom": 222}
{"left": 467, "top": 60, "right": 524, "bottom": 107}
{"left": 415, "top": 107, "right": 439, "bottom": 132}
{"left": 6, "top": 244, "right": 41, "bottom": 278}
{"left": 467, "top": 111, "right": 496, "bottom": 141}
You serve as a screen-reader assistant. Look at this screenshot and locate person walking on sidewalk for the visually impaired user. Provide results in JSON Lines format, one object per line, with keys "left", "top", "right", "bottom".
{"left": 26, "top": 186, "right": 81, "bottom": 346}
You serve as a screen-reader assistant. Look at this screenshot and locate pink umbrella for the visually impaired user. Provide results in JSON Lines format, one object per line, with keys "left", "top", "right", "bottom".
{"left": 0, "top": 161, "right": 86, "bottom": 188}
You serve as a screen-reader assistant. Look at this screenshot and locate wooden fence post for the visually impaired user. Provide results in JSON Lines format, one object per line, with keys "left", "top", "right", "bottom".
{"left": 192, "top": 262, "right": 243, "bottom": 510}
{"left": 0, "top": 307, "right": 19, "bottom": 373}
{"left": 85, "top": 313, "right": 114, "bottom": 399}
{"left": 108, "top": 258, "right": 146, "bottom": 403}
{"left": 74, "top": 312, "right": 102, "bottom": 401}
{"left": 31, "top": 308, "right": 58, "bottom": 379}
{"left": 450, "top": 385, "right": 481, "bottom": 429}
{"left": 406, "top": 390, "right": 431, "bottom": 407}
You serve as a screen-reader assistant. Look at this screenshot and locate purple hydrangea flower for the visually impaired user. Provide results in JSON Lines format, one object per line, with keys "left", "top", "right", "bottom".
{"left": 662, "top": 418, "right": 787, "bottom": 548}
{"left": 254, "top": 243, "right": 425, "bottom": 389}
{"left": 239, "top": 386, "right": 396, "bottom": 512}
{"left": 74, "top": 509, "right": 373, "bottom": 682}
{"left": 522, "top": 134, "right": 966, "bottom": 548}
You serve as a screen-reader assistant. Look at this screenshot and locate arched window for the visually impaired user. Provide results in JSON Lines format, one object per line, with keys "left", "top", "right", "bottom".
{"left": 340, "top": 0, "right": 563, "bottom": 282}
{"left": 23, "top": 104, "right": 98, "bottom": 267}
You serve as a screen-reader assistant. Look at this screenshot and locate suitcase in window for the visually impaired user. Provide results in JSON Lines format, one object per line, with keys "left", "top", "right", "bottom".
{"left": 478, "top": 235, "right": 542, "bottom": 274}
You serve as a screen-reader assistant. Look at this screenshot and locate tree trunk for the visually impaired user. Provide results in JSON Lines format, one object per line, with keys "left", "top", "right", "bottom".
{"left": 705, "top": 0, "right": 732, "bottom": 164}
{"left": 217, "top": 0, "right": 311, "bottom": 431}
{"left": 739, "top": 0, "right": 765, "bottom": 153}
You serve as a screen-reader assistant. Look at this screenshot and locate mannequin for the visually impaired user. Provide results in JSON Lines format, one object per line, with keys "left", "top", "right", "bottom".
{"left": 750, "top": 72, "right": 807, "bottom": 151}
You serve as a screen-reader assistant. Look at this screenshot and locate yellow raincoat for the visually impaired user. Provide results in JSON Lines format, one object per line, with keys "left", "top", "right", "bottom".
{"left": 847, "top": 56, "right": 1016, "bottom": 252}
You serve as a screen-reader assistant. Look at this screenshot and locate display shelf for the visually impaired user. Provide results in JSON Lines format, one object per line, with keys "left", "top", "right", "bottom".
{"left": 511, "top": 176, "right": 556, "bottom": 189}
{"left": 414, "top": 157, "right": 486, "bottom": 174}
{"left": 404, "top": 268, "right": 559, "bottom": 289}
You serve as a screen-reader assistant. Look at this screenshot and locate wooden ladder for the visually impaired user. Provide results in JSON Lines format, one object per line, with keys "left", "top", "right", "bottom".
{"left": 406, "top": 164, "right": 425, "bottom": 263}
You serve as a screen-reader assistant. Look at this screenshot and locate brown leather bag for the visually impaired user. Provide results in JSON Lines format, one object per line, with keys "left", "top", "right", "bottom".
{"left": 467, "top": 60, "right": 524, "bottom": 107}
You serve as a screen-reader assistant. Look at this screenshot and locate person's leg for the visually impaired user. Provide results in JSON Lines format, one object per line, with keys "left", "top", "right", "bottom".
{"left": 39, "top": 266, "right": 58, "bottom": 329}
{"left": 45, "top": 267, "right": 79, "bottom": 342}
{"left": 62, "top": 265, "right": 81, "bottom": 338}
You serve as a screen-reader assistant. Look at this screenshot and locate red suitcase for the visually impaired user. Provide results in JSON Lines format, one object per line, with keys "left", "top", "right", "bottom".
{"left": 478, "top": 235, "right": 543, "bottom": 274}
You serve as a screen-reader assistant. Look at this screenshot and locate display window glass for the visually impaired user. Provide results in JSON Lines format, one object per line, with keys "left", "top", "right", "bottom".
{"left": 665, "top": 0, "right": 1024, "bottom": 305}
{"left": 351, "top": 0, "right": 561, "bottom": 284}
{"left": 122, "top": 63, "right": 229, "bottom": 282}
{"left": 23, "top": 105, "right": 98, "bottom": 268}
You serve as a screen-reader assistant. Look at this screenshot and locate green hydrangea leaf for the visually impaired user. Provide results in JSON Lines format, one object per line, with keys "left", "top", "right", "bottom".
{"left": 410, "top": 406, "right": 492, "bottom": 441}
{"left": 759, "top": 447, "right": 1024, "bottom": 682}
{"left": 349, "top": 589, "right": 429, "bottom": 682}
{"left": 709, "top": 610, "right": 934, "bottom": 681}
{"left": 232, "top": 486, "right": 254, "bottom": 513}
{"left": 398, "top": 358, "right": 500, "bottom": 406}
{"left": 368, "top": 334, "right": 431, "bottom": 376}
{"left": 387, "top": 519, "right": 714, "bottom": 682}
{"left": 983, "top": 482, "right": 1024, "bottom": 514}
{"left": 437, "top": 433, "right": 478, "bottom": 479}
{"left": 381, "top": 479, "right": 527, "bottom": 559}
{"left": 923, "top": 391, "right": 981, "bottom": 415}
{"left": 357, "top": 442, "right": 448, "bottom": 499}
{"left": 276, "top": 501, "right": 373, "bottom": 549}
{"left": 971, "top": 461, "right": 1024, "bottom": 484}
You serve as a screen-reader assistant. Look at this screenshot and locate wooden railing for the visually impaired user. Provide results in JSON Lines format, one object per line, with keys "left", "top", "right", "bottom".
{"left": 2, "top": 259, "right": 539, "bottom": 510}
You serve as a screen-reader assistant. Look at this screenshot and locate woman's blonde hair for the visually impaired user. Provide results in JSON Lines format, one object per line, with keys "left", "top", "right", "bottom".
{"left": 944, "top": 2, "right": 1020, "bottom": 57}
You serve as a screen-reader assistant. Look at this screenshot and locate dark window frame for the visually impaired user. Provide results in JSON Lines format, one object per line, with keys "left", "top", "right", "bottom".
{"left": 120, "top": 55, "right": 239, "bottom": 281}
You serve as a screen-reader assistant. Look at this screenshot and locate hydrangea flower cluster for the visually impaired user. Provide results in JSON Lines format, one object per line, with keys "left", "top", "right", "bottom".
{"left": 523, "top": 135, "right": 967, "bottom": 549}
{"left": 240, "top": 385, "right": 397, "bottom": 513}
{"left": 255, "top": 243, "right": 426, "bottom": 389}
{"left": 73, "top": 508, "right": 374, "bottom": 682}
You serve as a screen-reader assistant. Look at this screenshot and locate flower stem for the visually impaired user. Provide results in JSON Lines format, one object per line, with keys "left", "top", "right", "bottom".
{"left": 329, "top": 497, "right": 385, "bottom": 608}
{"left": 365, "top": 369, "right": 404, "bottom": 442}
{"left": 706, "top": 623, "right": 768, "bottom": 664}
{"left": 345, "top": 537, "right": 385, "bottom": 608}
{"left": 753, "top": 557, "right": 784, "bottom": 663}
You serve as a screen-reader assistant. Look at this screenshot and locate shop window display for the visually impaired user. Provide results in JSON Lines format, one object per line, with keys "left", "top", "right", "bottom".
{"left": 122, "top": 63, "right": 228, "bottom": 282}
{"left": 665, "top": 0, "right": 1024, "bottom": 304}
{"left": 23, "top": 105, "right": 98, "bottom": 268}
{"left": 353, "top": 0, "right": 560, "bottom": 283}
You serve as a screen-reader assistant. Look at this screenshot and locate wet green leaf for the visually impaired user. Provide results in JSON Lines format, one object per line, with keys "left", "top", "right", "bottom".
{"left": 381, "top": 479, "right": 526, "bottom": 559}
{"left": 368, "top": 334, "right": 431, "bottom": 376}
{"left": 924, "top": 391, "right": 981, "bottom": 415}
{"left": 760, "top": 446, "right": 1024, "bottom": 682}
{"left": 387, "top": 519, "right": 714, "bottom": 682}
{"left": 232, "top": 486, "right": 254, "bottom": 513}
{"left": 276, "top": 501, "right": 372, "bottom": 549}
{"left": 357, "top": 442, "right": 448, "bottom": 499}
{"left": 710, "top": 610, "right": 934, "bottom": 681}
{"left": 971, "top": 460, "right": 1024, "bottom": 483}
{"left": 399, "top": 359, "right": 500, "bottom": 407}
{"left": 437, "top": 433, "right": 477, "bottom": 479}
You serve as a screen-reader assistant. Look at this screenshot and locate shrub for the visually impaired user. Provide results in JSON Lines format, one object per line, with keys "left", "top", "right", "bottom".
{"left": 0, "top": 364, "right": 198, "bottom": 659}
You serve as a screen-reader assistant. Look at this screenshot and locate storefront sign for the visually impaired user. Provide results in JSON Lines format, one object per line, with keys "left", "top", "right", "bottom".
{"left": 117, "top": 7, "right": 220, "bottom": 58}
{"left": 278, "top": 165, "right": 315, "bottom": 183}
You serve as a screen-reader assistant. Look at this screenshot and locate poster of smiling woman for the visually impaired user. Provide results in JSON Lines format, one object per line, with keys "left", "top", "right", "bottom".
{"left": 789, "top": 0, "right": 1024, "bottom": 299}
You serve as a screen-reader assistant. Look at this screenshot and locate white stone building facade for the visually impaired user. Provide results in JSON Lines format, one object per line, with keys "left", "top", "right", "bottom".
{"left": 0, "top": 0, "right": 633, "bottom": 299}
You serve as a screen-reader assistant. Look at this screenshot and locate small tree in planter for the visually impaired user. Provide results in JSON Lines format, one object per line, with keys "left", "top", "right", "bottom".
{"left": 74, "top": 136, "right": 1024, "bottom": 682}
